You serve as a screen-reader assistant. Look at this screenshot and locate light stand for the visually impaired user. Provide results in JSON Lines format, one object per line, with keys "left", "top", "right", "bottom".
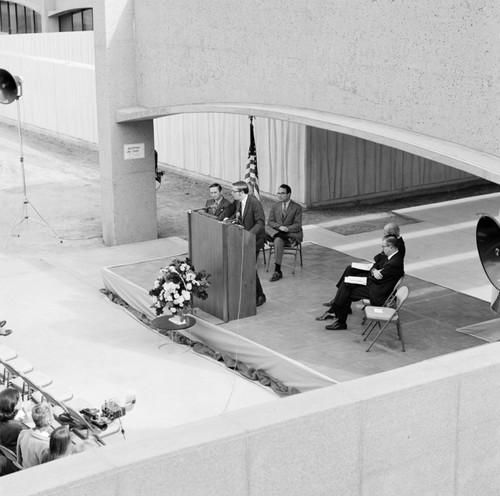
{"left": 0, "top": 69, "right": 62, "bottom": 243}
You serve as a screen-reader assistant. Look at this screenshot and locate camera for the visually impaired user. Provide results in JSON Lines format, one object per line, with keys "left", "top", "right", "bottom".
{"left": 80, "top": 407, "right": 112, "bottom": 431}
{"left": 102, "top": 400, "right": 126, "bottom": 421}
{"left": 79, "top": 392, "right": 136, "bottom": 432}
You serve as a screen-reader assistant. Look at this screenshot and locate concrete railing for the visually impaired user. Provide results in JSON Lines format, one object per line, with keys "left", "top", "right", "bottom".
{"left": 3, "top": 341, "right": 500, "bottom": 495}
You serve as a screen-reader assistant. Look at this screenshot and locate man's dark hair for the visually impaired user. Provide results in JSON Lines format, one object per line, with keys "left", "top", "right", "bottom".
{"left": 209, "top": 183, "right": 222, "bottom": 191}
{"left": 383, "top": 235, "right": 398, "bottom": 248}
{"left": 232, "top": 181, "right": 249, "bottom": 194}
{"left": 279, "top": 184, "right": 291, "bottom": 195}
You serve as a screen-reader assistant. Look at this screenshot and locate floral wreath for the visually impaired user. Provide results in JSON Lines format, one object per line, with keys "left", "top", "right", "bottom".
{"left": 149, "top": 258, "right": 210, "bottom": 317}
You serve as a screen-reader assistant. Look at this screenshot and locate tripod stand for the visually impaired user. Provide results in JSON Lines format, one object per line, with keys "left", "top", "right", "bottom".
{"left": 3, "top": 74, "right": 62, "bottom": 244}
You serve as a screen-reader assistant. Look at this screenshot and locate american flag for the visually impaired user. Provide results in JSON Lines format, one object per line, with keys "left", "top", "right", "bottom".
{"left": 244, "top": 116, "right": 260, "bottom": 200}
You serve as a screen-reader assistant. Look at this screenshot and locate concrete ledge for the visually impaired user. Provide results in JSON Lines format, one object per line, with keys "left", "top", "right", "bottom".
{"left": 4, "top": 343, "right": 500, "bottom": 495}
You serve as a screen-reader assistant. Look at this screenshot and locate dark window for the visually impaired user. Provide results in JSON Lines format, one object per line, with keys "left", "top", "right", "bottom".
{"left": 0, "top": 2, "right": 40, "bottom": 34}
{"left": 72, "top": 11, "right": 82, "bottom": 31}
{"left": 0, "top": 2, "right": 9, "bottom": 33}
{"left": 59, "top": 13, "right": 72, "bottom": 32}
{"left": 33, "top": 11, "right": 40, "bottom": 32}
{"left": 16, "top": 4, "right": 25, "bottom": 34}
{"left": 25, "top": 8, "right": 33, "bottom": 32}
{"left": 82, "top": 9, "right": 92, "bottom": 30}
{"left": 8, "top": 2, "right": 16, "bottom": 33}
{"left": 59, "top": 9, "right": 93, "bottom": 32}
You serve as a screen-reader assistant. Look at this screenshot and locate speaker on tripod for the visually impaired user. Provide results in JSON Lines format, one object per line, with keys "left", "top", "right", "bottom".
{"left": 0, "top": 68, "right": 61, "bottom": 243}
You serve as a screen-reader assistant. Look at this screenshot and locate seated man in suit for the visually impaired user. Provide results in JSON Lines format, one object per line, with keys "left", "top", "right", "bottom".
{"left": 317, "top": 235, "right": 404, "bottom": 330}
{"left": 322, "top": 222, "right": 406, "bottom": 307}
{"left": 266, "top": 184, "right": 303, "bottom": 282}
{"left": 205, "top": 183, "right": 235, "bottom": 221}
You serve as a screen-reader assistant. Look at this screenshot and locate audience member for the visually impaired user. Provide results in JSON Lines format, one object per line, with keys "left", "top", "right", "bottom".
{"left": 205, "top": 183, "right": 235, "bottom": 221}
{"left": 266, "top": 184, "right": 303, "bottom": 281}
{"left": 0, "top": 388, "right": 27, "bottom": 476}
{"left": 17, "top": 403, "right": 53, "bottom": 468}
{"left": 41, "top": 426, "right": 72, "bottom": 463}
{"left": 228, "top": 180, "right": 267, "bottom": 306}
{"left": 317, "top": 235, "right": 404, "bottom": 330}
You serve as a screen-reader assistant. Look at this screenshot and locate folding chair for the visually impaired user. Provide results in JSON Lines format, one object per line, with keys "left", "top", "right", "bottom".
{"left": 360, "top": 276, "right": 404, "bottom": 326}
{"left": 265, "top": 241, "right": 303, "bottom": 274}
{"left": 363, "top": 286, "right": 410, "bottom": 352}
{"left": 0, "top": 444, "right": 23, "bottom": 472}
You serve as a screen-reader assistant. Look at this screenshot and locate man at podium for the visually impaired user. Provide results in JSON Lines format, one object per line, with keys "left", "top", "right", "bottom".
{"left": 229, "top": 181, "right": 267, "bottom": 307}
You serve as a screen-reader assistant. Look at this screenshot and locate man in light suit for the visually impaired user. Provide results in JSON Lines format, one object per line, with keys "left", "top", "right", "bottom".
{"left": 205, "top": 183, "right": 235, "bottom": 221}
{"left": 229, "top": 181, "right": 267, "bottom": 307}
{"left": 318, "top": 236, "right": 404, "bottom": 330}
{"left": 267, "top": 184, "right": 303, "bottom": 282}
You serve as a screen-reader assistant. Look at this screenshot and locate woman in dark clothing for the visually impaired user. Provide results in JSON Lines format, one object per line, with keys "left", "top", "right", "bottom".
{"left": 0, "top": 388, "right": 27, "bottom": 475}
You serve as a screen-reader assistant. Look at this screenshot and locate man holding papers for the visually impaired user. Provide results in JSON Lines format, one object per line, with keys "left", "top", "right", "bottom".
{"left": 316, "top": 236, "right": 404, "bottom": 330}
{"left": 322, "top": 223, "right": 405, "bottom": 307}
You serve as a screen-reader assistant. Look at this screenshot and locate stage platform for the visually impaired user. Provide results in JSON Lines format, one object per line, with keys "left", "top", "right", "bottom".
{"left": 102, "top": 242, "right": 497, "bottom": 384}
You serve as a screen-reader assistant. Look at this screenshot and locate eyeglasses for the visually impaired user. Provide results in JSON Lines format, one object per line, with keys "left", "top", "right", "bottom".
{"left": 277, "top": 191, "right": 287, "bottom": 195}
{"left": 381, "top": 244, "right": 389, "bottom": 248}
{"left": 231, "top": 190, "right": 240, "bottom": 194}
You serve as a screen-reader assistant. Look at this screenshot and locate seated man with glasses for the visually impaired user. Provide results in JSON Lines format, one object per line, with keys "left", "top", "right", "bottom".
{"left": 266, "top": 184, "right": 303, "bottom": 282}
{"left": 316, "top": 235, "right": 404, "bottom": 330}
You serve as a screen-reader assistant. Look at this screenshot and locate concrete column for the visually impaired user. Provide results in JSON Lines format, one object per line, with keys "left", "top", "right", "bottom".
{"left": 93, "top": 0, "right": 157, "bottom": 246}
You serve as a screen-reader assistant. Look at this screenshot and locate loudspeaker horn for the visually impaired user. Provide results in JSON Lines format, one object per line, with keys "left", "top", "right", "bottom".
{"left": 0, "top": 69, "right": 21, "bottom": 104}
{"left": 476, "top": 215, "right": 500, "bottom": 291}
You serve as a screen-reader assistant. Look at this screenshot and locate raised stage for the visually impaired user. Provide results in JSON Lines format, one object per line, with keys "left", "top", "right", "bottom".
{"left": 102, "top": 243, "right": 498, "bottom": 385}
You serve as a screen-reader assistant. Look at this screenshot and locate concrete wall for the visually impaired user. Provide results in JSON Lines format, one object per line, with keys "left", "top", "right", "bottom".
{"left": 133, "top": 0, "right": 499, "bottom": 158}
{"left": 3, "top": 342, "right": 500, "bottom": 495}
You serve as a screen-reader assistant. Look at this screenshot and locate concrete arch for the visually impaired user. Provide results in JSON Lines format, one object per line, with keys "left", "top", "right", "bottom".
{"left": 117, "top": 102, "right": 500, "bottom": 185}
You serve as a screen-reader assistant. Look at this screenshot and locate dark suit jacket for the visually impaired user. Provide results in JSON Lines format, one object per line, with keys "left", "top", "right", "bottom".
{"left": 367, "top": 251, "right": 405, "bottom": 306}
{"left": 204, "top": 196, "right": 235, "bottom": 221}
{"left": 267, "top": 199, "right": 304, "bottom": 243}
{"left": 374, "top": 237, "right": 406, "bottom": 263}
{"left": 231, "top": 195, "right": 266, "bottom": 251}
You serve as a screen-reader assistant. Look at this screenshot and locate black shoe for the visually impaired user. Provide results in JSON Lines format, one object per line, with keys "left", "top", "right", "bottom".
{"left": 322, "top": 301, "right": 334, "bottom": 307}
{"left": 325, "top": 321, "right": 347, "bottom": 331}
{"left": 0, "top": 329, "right": 12, "bottom": 337}
{"left": 270, "top": 271, "right": 283, "bottom": 282}
{"left": 0, "top": 320, "right": 5, "bottom": 328}
{"left": 315, "top": 313, "right": 336, "bottom": 321}
{"left": 256, "top": 295, "right": 267, "bottom": 307}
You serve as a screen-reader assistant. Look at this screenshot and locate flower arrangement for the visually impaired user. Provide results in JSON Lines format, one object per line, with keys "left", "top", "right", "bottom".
{"left": 149, "top": 258, "right": 210, "bottom": 318}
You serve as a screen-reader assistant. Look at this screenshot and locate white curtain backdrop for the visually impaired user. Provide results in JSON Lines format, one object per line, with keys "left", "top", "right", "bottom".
{"left": 154, "top": 113, "right": 307, "bottom": 203}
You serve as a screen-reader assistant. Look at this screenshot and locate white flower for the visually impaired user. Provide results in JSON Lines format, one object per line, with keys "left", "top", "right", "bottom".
{"left": 181, "top": 290, "right": 191, "bottom": 301}
{"left": 186, "top": 282, "right": 192, "bottom": 291}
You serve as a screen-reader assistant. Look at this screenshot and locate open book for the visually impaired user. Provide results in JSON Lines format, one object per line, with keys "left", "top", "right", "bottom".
{"left": 344, "top": 276, "right": 367, "bottom": 285}
{"left": 351, "top": 262, "right": 373, "bottom": 271}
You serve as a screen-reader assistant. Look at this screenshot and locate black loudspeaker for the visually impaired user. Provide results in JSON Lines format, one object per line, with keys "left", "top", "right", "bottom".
{"left": 476, "top": 215, "right": 500, "bottom": 291}
{"left": 0, "top": 68, "right": 20, "bottom": 104}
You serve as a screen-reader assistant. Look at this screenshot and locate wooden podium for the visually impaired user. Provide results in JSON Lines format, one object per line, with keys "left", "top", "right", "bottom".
{"left": 188, "top": 211, "right": 256, "bottom": 322}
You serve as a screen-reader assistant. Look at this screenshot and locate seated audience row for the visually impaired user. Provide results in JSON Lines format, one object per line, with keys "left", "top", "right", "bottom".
{"left": 0, "top": 388, "right": 98, "bottom": 476}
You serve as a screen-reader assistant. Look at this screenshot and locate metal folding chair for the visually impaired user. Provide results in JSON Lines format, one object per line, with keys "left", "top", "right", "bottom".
{"left": 363, "top": 286, "right": 410, "bottom": 352}
{"left": 266, "top": 241, "right": 303, "bottom": 274}
{"left": 360, "top": 276, "right": 405, "bottom": 326}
